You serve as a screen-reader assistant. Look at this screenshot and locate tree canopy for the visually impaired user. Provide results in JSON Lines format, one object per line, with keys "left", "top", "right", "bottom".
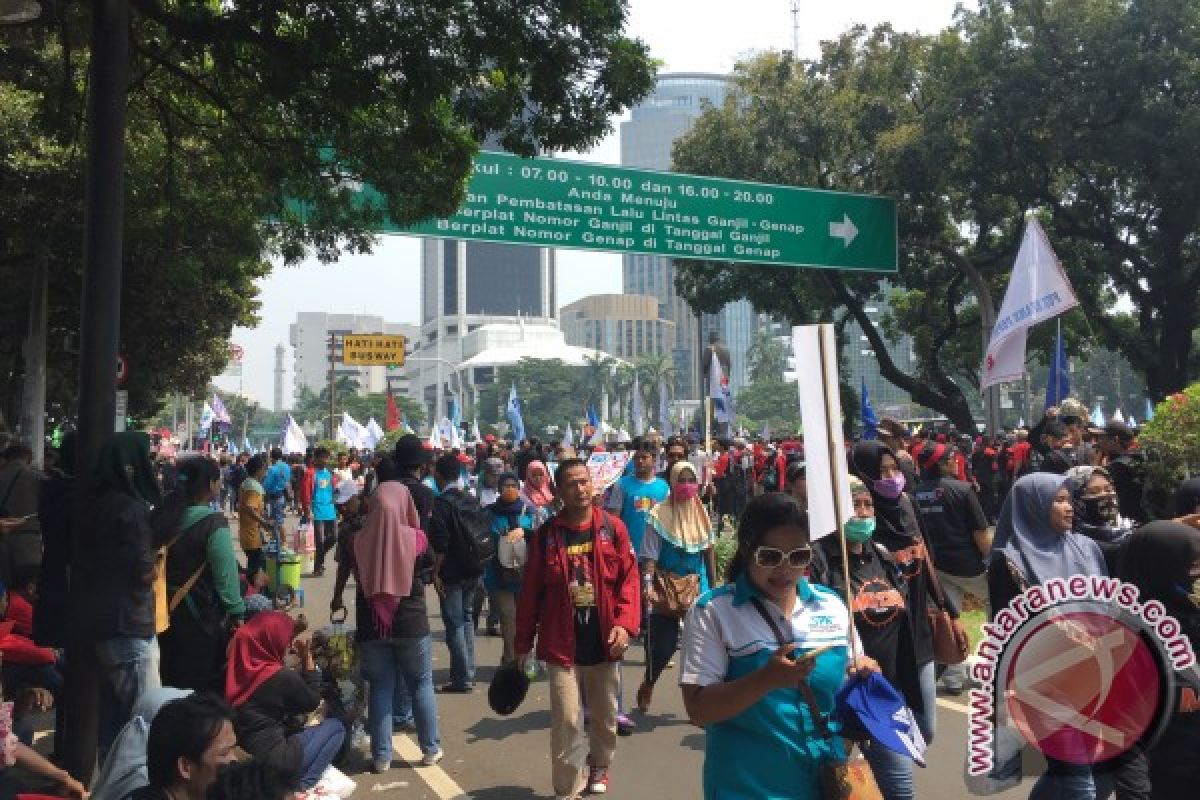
{"left": 670, "top": 0, "right": 1200, "bottom": 430}
{"left": 1, "top": 1, "right": 654, "bottom": 421}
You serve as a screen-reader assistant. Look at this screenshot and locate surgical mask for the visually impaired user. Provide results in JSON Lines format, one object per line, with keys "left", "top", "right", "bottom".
{"left": 672, "top": 483, "right": 699, "bottom": 502}
{"left": 500, "top": 487, "right": 520, "bottom": 504}
{"left": 873, "top": 474, "right": 906, "bottom": 499}
{"left": 843, "top": 517, "right": 876, "bottom": 543}
{"left": 1082, "top": 494, "right": 1119, "bottom": 526}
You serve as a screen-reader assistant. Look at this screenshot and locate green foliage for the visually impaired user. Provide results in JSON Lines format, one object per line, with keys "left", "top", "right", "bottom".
{"left": 712, "top": 531, "right": 738, "bottom": 585}
{"left": 1140, "top": 385, "right": 1200, "bottom": 475}
{"left": 479, "top": 359, "right": 587, "bottom": 438}
{"left": 736, "top": 380, "right": 802, "bottom": 436}
{"left": 1, "top": 1, "right": 655, "bottom": 421}
{"left": 745, "top": 331, "right": 788, "bottom": 385}
{"left": 672, "top": 1, "right": 1200, "bottom": 431}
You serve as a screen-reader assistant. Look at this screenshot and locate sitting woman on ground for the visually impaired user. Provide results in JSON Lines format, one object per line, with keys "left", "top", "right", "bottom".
{"left": 679, "top": 493, "right": 876, "bottom": 799}
{"left": 156, "top": 457, "right": 246, "bottom": 692}
{"left": 636, "top": 461, "right": 716, "bottom": 714}
{"left": 225, "top": 611, "right": 346, "bottom": 791}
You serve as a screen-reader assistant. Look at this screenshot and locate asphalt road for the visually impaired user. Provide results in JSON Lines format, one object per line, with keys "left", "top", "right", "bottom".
{"left": 277, "top": 516, "right": 1038, "bottom": 800}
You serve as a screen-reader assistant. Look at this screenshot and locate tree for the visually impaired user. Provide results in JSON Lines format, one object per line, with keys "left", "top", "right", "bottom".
{"left": 635, "top": 353, "right": 678, "bottom": 427}
{"left": 579, "top": 353, "right": 616, "bottom": 413}
{"left": 745, "top": 331, "right": 788, "bottom": 384}
{"left": 736, "top": 380, "right": 802, "bottom": 437}
{"left": 478, "top": 359, "right": 584, "bottom": 437}
{"left": 673, "top": 5, "right": 1200, "bottom": 431}
{"left": 610, "top": 363, "right": 637, "bottom": 427}
{"left": 950, "top": 0, "right": 1200, "bottom": 400}
{"left": 1, "top": 2, "right": 655, "bottom": 419}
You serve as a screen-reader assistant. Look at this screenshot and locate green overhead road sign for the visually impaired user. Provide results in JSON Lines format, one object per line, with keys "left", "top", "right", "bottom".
{"left": 352, "top": 151, "right": 897, "bottom": 272}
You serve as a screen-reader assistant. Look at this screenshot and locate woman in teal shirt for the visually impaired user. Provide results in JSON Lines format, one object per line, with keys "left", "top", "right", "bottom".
{"left": 157, "top": 457, "right": 247, "bottom": 692}
{"left": 483, "top": 473, "right": 536, "bottom": 668}
{"left": 679, "top": 493, "right": 876, "bottom": 799}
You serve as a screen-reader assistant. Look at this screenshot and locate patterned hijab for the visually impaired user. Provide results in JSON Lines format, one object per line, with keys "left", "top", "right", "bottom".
{"left": 647, "top": 461, "right": 713, "bottom": 553}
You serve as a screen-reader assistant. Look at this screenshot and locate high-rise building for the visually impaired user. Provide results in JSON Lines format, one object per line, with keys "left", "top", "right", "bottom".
{"left": 839, "top": 286, "right": 923, "bottom": 418}
{"left": 560, "top": 294, "right": 676, "bottom": 360}
{"left": 288, "top": 313, "right": 417, "bottom": 405}
{"left": 620, "top": 73, "right": 759, "bottom": 399}
{"left": 273, "top": 343, "right": 286, "bottom": 411}
{"left": 413, "top": 236, "right": 555, "bottom": 423}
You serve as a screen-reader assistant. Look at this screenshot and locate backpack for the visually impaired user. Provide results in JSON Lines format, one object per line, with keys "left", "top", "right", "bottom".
{"left": 438, "top": 490, "right": 497, "bottom": 575}
{"left": 763, "top": 454, "right": 780, "bottom": 492}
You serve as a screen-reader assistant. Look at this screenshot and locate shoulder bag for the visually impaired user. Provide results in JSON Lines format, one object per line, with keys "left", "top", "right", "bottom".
{"left": 921, "top": 539, "right": 970, "bottom": 665}
{"left": 749, "top": 597, "right": 882, "bottom": 800}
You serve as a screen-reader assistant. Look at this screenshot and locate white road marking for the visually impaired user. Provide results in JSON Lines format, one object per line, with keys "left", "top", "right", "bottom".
{"left": 938, "top": 697, "right": 970, "bottom": 714}
{"left": 392, "top": 733, "right": 472, "bottom": 799}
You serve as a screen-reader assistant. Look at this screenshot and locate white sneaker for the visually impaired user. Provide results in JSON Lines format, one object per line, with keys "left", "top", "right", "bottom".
{"left": 420, "top": 748, "right": 444, "bottom": 767}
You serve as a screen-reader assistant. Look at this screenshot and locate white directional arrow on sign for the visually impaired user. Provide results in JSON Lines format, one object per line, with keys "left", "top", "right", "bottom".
{"left": 828, "top": 213, "right": 859, "bottom": 247}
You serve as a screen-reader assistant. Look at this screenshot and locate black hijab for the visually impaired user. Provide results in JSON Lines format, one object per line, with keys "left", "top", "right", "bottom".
{"left": 1175, "top": 479, "right": 1200, "bottom": 517}
{"left": 488, "top": 472, "right": 529, "bottom": 519}
{"left": 1119, "top": 521, "right": 1200, "bottom": 647}
{"left": 851, "top": 440, "right": 920, "bottom": 540}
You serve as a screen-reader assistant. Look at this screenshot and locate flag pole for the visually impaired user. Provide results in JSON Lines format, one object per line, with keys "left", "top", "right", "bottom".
{"left": 1056, "top": 318, "right": 1063, "bottom": 406}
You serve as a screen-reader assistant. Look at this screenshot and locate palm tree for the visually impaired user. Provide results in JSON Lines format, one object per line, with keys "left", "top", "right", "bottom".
{"left": 611, "top": 363, "right": 637, "bottom": 427}
{"left": 636, "top": 353, "right": 678, "bottom": 413}
{"left": 746, "top": 330, "right": 788, "bottom": 384}
{"left": 580, "top": 353, "right": 616, "bottom": 414}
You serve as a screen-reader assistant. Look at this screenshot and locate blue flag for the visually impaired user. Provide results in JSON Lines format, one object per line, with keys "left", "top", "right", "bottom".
{"left": 1045, "top": 326, "right": 1070, "bottom": 409}
{"left": 1144, "top": 397, "right": 1155, "bottom": 422}
{"left": 506, "top": 384, "right": 526, "bottom": 442}
{"left": 860, "top": 377, "right": 879, "bottom": 440}
{"left": 586, "top": 403, "right": 600, "bottom": 430}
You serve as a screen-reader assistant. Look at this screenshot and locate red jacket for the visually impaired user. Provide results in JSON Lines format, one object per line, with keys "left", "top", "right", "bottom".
{"left": 6, "top": 593, "right": 33, "bottom": 638}
{"left": 0, "top": 621, "right": 54, "bottom": 666}
{"left": 515, "top": 508, "right": 641, "bottom": 668}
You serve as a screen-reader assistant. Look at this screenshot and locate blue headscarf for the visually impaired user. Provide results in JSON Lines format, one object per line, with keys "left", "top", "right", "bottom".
{"left": 994, "top": 472, "right": 1108, "bottom": 586}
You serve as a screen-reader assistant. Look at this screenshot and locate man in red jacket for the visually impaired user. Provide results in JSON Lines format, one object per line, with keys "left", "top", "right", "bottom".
{"left": 515, "top": 458, "right": 641, "bottom": 799}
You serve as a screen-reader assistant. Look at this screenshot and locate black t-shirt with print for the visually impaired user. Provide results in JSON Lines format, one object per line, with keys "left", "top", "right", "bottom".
{"left": 812, "top": 539, "right": 921, "bottom": 713}
{"left": 914, "top": 476, "right": 989, "bottom": 577}
{"left": 562, "top": 525, "right": 605, "bottom": 666}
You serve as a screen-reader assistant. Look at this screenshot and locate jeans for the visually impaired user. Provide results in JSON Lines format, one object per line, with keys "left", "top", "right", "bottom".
{"left": 292, "top": 717, "right": 346, "bottom": 788}
{"left": 915, "top": 660, "right": 936, "bottom": 745}
{"left": 95, "top": 635, "right": 160, "bottom": 755}
{"left": 1029, "top": 759, "right": 1113, "bottom": 800}
{"left": 360, "top": 637, "right": 441, "bottom": 762}
{"left": 267, "top": 493, "right": 286, "bottom": 529}
{"left": 439, "top": 578, "right": 480, "bottom": 688}
{"left": 864, "top": 739, "right": 914, "bottom": 800}
{"left": 313, "top": 519, "right": 337, "bottom": 570}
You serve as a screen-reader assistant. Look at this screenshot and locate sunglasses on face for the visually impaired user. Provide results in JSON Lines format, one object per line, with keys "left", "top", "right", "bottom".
{"left": 752, "top": 545, "right": 813, "bottom": 569}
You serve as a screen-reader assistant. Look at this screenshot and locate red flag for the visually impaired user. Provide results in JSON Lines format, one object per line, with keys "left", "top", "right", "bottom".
{"left": 386, "top": 389, "right": 401, "bottom": 431}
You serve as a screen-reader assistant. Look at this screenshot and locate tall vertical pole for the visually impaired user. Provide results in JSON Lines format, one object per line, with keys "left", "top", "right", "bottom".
{"left": 64, "top": 0, "right": 129, "bottom": 783}
{"left": 20, "top": 260, "right": 48, "bottom": 469}
{"left": 328, "top": 334, "right": 337, "bottom": 441}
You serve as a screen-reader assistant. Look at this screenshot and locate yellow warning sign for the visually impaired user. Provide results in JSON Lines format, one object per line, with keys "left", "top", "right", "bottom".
{"left": 341, "top": 334, "right": 407, "bottom": 366}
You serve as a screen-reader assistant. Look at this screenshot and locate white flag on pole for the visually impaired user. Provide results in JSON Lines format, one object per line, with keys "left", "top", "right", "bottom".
{"left": 562, "top": 423, "right": 574, "bottom": 449}
{"left": 793, "top": 325, "right": 853, "bottom": 541}
{"left": 631, "top": 374, "right": 644, "bottom": 436}
{"left": 364, "top": 418, "right": 385, "bottom": 450}
{"left": 282, "top": 415, "right": 308, "bottom": 454}
{"left": 658, "top": 383, "right": 673, "bottom": 438}
{"left": 981, "top": 218, "right": 1079, "bottom": 390}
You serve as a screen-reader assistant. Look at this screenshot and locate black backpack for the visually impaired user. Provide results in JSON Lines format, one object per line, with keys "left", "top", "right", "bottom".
{"left": 438, "top": 489, "right": 497, "bottom": 574}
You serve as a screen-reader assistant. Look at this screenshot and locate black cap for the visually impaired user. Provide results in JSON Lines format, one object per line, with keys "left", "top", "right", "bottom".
{"left": 393, "top": 434, "right": 433, "bottom": 467}
{"left": 1104, "top": 420, "right": 1135, "bottom": 442}
{"left": 488, "top": 664, "right": 530, "bottom": 716}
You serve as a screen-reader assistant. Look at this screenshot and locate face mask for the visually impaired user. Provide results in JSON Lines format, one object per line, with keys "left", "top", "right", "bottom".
{"left": 672, "top": 483, "right": 699, "bottom": 502}
{"left": 873, "top": 474, "right": 905, "bottom": 499}
{"left": 843, "top": 517, "right": 876, "bottom": 543}
{"left": 500, "top": 488, "right": 520, "bottom": 504}
{"left": 1082, "top": 494, "right": 1119, "bottom": 526}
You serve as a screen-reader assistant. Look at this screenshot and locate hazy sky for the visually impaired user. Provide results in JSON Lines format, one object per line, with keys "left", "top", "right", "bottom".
{"left": 219, "top": 0, "right": 968, "bottom": 407}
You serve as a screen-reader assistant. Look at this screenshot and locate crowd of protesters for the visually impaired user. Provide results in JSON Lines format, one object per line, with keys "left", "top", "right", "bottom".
{"left": 0, "top": 394, "right": 1197, "bottom": 800}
